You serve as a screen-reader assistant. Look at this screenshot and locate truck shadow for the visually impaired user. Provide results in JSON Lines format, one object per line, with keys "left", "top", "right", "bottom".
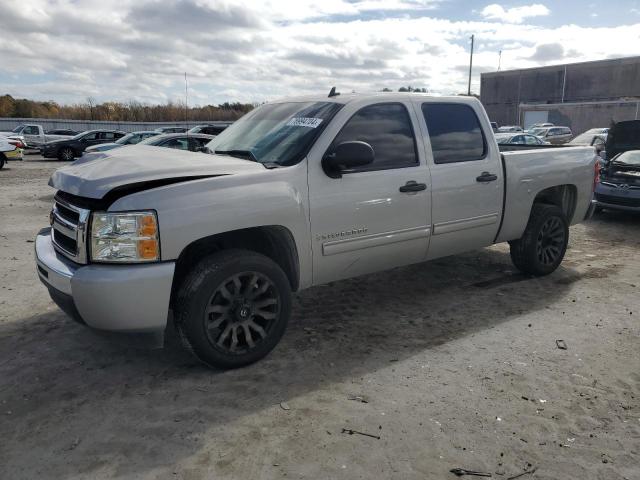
{"left": 0, "top": 247, "right": 576, "bottom": 478}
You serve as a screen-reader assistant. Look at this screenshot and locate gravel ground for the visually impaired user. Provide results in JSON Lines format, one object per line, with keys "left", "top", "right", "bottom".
{"left": 0, "top": 156, "right": 639, "bottom": 480}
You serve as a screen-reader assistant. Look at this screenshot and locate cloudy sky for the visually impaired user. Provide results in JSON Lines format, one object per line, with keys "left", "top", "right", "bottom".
{"left": 1, "top": 0, "right": 640, "bottom": 105}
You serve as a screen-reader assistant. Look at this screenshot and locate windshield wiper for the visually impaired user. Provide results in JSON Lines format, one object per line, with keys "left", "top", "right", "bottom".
{"left": 215, "top": 149, "right": 257, "bottom": 162}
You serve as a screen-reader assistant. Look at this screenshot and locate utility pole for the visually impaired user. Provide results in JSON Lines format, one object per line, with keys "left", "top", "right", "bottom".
{"left": 468, "top": 34, "right": 474, "bottom": 96}
{"left": 184, "top": 72, "right": 188, "bottom": 126}
{"left": 498, "top": 50, "right": 502, "bottom": 71}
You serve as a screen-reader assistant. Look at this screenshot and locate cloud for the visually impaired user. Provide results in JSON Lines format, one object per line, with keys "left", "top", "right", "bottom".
{"left": 529, "top": 42, "right": 566, "bottom": 62}
{"left": 0, "top": 0, "right": 639, "bottom": 105}
{"left": 480, "top": 3, "right": 550, "bottom": 24}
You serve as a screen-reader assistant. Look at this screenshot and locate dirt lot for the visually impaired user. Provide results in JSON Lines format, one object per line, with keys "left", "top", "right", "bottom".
{"left": 0, "top": 156, "right": 639, "bottom": 480}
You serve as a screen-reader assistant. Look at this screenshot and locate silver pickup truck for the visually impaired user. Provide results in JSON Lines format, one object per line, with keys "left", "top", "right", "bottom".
{"left": 0, "top": 124, "right": 74, "bottom": 148}
{"left": 35, "top": 93, "right": 598, "bottom": 368}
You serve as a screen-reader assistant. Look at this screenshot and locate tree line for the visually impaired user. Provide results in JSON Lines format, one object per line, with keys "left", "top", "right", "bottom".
{"left": 0, "top": 95, "right": 255, "bottom": 121}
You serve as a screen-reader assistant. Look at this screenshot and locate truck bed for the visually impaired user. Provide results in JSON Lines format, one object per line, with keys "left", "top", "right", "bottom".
{"left": 496, "top": 146, "right": 597, "bottom": 243}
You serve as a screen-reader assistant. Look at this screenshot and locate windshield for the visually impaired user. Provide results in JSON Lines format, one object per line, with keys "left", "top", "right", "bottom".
{"left": 11, "top": 125, "right": 23, "bottom": 133}
{"left": 570, "top": 133, "right": 595, "bottom": 144}
{"left": 531, "top": 128, "right": 547, "bottom": 136}
{"left": 116, "top": 133, "right": 136, "bottom": 144}
{"left": 71, "top": 131, "right": 88, "bottom": 140}
{"left": 206, "top": 101, "right": 343, "bottom": 166}
{"left": 612, "top": 150, "right": 640, "bottom": 166}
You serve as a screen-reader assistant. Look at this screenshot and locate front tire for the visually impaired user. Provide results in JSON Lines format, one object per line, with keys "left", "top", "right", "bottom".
{"left": 58, "top": 147, "right": 75, "bottom": 161}
{"left": 509, "top": 204, "right": 569, "bottom": 276}
{"left": 0, "top": 154, "right": 5, "bottom": 170}
{"left": 174, "top": 250, "right": 292, "bottom": 369}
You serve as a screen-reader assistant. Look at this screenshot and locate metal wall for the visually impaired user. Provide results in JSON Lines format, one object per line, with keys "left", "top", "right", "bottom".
{"left": 0, "top": 118, "right": 233, "bottom": 133}
{"left": 519, "top": 101, "right": 640, "bottom": 135}
{"left": 480, "top": 56, "right": 640, "bottom": 129}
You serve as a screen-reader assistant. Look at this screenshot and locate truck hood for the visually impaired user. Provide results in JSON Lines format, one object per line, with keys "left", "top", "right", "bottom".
{"left": 49, "top": 145, "right": 265, "bottom": 199}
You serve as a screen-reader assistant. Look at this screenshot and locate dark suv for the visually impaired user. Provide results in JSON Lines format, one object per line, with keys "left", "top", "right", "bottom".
{"left": 40, "top": 130, "right": 126, "bottom": 160}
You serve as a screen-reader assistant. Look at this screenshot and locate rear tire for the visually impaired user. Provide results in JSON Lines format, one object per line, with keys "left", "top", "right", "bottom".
{"left": 58, "top": 148, "right": 75, "bottom": 161}
{"left": 0, "top": 154, "right": 5, "bottom": 170}
{"left": 174, "top": 249, "right": 291, "bottom": 369}
{"left": 509, "top": 204, "right": 569, "bottom": 276}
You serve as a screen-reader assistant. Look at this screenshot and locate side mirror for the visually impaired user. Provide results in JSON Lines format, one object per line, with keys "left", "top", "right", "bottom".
{"left": 322, "top": 141, "right": 374, "bottom": 178}
{"left": 196, "top": 146, "right": 209, "bottom": 153}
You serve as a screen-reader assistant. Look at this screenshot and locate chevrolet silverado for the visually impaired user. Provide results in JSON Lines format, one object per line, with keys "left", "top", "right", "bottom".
{"left": 35, "top": 93, "right": 598, "bottom": 368}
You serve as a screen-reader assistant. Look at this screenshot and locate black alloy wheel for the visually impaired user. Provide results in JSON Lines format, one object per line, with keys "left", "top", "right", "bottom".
{"left": 204, "top": 272, "right": 280, "bottom": 354}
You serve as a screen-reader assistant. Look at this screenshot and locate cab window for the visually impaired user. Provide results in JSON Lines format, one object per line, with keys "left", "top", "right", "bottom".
{"left": 331, "top": 103, "right": 418, "bottom": 171}
{"left": 422, "top": 103, "right": 487, "bottom": 164}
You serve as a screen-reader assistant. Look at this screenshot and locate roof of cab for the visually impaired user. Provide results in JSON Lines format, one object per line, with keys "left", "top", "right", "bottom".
{"left": 267, "top": 92, "right": 478, "bottom": 105}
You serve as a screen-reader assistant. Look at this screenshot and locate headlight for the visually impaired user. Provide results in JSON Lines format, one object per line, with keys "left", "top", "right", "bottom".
{"left": 90, "top": 211, "right": 159, "bottom": 263}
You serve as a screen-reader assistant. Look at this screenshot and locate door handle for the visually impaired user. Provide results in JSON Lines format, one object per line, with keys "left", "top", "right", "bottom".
{"left": 399, "top": 181, "right": 427, "bottom": 193}
{"left": 476, "top": 172, "right": 498, "bottom": 183}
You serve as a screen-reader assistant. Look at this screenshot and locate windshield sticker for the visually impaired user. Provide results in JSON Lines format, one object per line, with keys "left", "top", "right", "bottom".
{"left": 286, "top": 117, "right": 323, "bottom": 128}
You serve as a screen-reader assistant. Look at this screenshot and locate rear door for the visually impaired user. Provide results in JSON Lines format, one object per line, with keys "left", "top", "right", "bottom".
{"left": 419, "top": 101, "right": 504, "bottom": 260}
{"left": 307, "top": 100, "right": 431, "bottom": 285}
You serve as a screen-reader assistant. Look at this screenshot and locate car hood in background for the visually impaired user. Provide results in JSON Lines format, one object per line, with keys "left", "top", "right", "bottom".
{"left": 85, "top": 142, "right": 121, "bottom": 153}
{"left": 49, "top": 145, "right": 265, "bottom": 199}
{"left": 42, "top": 138, "right": 72, "bottom": 147}
{"left": 605, "top": 120, "right": 640, "bottom": 160}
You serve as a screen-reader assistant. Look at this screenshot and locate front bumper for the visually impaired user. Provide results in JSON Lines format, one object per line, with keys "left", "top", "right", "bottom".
{"left": 594, "top": 183, "right": 640, "bottom": 212}
{"left": 40, "top": 148, "right": 57, "bottom": 158}
{"left": 35, "top": 228, "right": 175, "bottom": 334}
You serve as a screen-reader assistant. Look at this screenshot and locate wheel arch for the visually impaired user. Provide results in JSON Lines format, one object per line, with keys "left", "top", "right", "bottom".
{"left": 170, "top": 225, "right": 300, "bottom": 307}
{"left": 532, "top": 184, "right": 577, "bottom": 222}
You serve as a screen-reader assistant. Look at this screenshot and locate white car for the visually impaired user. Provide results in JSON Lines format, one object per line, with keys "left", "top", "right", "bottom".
{"left": 0, "top": 136, "right": 25, "bottom": 169}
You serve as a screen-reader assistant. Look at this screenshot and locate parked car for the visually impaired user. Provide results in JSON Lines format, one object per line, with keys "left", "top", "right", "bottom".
{"left": 154, "top": 126, "right": 189, "bottom": 134}
{"left": 84, "top": 131, "right": 159, "bottom": 154}
{"left": 0, "top": 137, "right": 25, "bottom": 169}
{"left": 36, "top": 92, "right": 598, "bottom": 369}
{"left": 46, "top": 129, "right": 79, "bottom": 136}
{"left": 0, "top": 124, "right": 75, "bottom": 148}
{"left": 40, "top": 130, "right": 126, "bottom": 160}
{"left": 531, "top": 126, "right": 573, "bottom": 145}
{"left": 188, "top": 124, "right": 230, "bottom": 136}
{"left": 490, "top": 121, "right": 498, "bottom": 132}
{"left": 495, "top": 133, "right": 549, "bottom": 146}
{"left": 594, "top": 120, "right": 640, "bottom": 212}
{"left": 497, "top": 125, "right": 523, "bottom": 133}
{"left": 530, "top": 122, "right": 554, "bottom": 129}
{"left": 138, "top": 133, "right": 214, "bottom": 151}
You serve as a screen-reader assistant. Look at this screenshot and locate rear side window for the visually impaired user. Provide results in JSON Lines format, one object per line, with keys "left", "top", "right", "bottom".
{"left": 422, "top": 103, "right": 486, "bottom": 164}
{"left": 332, "top": 103, "right": 417, "bottom": 170}
{"left": 162, "top": 138, "right": 189, "bottom": 150}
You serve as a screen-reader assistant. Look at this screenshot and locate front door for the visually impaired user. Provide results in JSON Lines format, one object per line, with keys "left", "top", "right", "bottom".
{"left": 22, "top": 125, "right": 40, "bottom": 145}
{"left": 307, "top": 101, "right": 431, "bottom": 285}
{"left": 418, "top": 101, "right": 503, "bottom": 260}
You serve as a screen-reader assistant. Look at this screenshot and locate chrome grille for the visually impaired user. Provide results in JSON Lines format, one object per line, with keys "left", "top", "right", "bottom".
{"left": 51, "top": 195, "right": 90, "bottom": 264}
